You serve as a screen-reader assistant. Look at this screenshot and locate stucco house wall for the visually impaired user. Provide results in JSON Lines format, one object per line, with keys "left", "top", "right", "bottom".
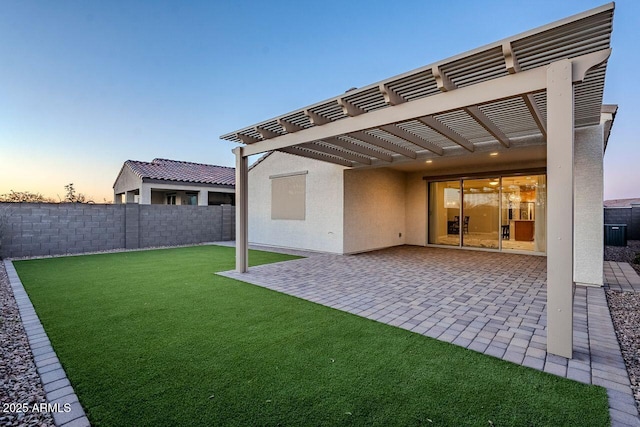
{"left": 113, "top": 165, "right": 142, "bottom": 195}
{"left": 405, "top": 172, "right": 428, "bottom": 246}
{"left": 574, "top": 125, "right": 605, "bottom": 286}
{"left": 249, "top": 132, "right": 607, "bottom": 288}
{"left": 343, "top": 168, "right": 406, "bottom": 253}
{"left": 248, "top": 152, "right": 345, "bottom": 253}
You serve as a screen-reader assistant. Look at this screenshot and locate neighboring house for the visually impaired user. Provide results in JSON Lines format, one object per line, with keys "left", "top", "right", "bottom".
{"left": 113, "top": 158, "right": 235, "bottom": 205}
{"left": 220, "top": 4, "right": 617, "bottom": 358}
{"left": 604, "top": 198, "right": 640, "bottom": 208}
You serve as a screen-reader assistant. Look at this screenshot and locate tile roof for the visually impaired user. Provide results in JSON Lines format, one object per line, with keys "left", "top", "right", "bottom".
{"left": 126, "top": 158, "right": 235, "bottom": 186}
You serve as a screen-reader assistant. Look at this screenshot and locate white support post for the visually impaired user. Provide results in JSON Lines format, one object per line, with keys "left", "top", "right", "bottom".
{"left": 198, "top": 190, "right": 208, "bottom": 206}
{"left": 546, "top": 59, "right": 574, "bottom": 359}
{"left": 234, "top": 147, "right": 248, "bottom": 273}
{"left": 125, "top": 191, "right": 136, "bottom": 204}
{"left": 139, "top": 184, "right": 151, "bottom": 205}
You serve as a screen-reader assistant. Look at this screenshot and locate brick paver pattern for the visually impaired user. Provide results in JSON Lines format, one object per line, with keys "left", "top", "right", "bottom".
{"left": 220, "top": 245, "right": 640, "bottom": 427}
{"left": 605, "top": 261, "right": 640, "bottom": 292}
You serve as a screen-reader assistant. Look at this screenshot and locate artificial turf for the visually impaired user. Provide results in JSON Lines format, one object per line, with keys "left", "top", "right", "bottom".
{"left": 14, "top": 245, "right": 609, "bottom": 426}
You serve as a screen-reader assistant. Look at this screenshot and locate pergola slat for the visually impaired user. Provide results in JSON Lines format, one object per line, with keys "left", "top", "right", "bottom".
{"left": 221, "top": 6, "right": 613, "bottom": 169}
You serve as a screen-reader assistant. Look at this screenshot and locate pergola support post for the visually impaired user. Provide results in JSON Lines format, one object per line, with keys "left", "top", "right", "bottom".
{"left": 546, "top": 59, "right": 574, "bottom": 358}
{"left": 234, "top": 147, "right": 248, "bottom": 273}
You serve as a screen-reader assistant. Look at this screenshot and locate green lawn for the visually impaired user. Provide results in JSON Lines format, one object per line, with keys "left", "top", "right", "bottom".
{"left": 14, "top": 246, "right": 609, "bottom": 426}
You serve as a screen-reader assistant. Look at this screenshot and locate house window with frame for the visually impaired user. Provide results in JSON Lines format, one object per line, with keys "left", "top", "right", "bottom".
{"left": 167, "top": 194, "right": 176, "bottom": 205}
{"left": 186, "top": 193, "right": 198, "bottom": 205}
{"left": 270, "top": 171, "right": 307, "bottom": 220}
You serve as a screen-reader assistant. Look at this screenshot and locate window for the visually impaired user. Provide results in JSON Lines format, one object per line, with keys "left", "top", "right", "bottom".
{"left": 270, "top": 172, "right": 307, "bottom": 220}
{"left": 186, "top": 193, "right": 198, "bottom": 205}
{"left": 167, "top": 194, "right": 176, "bottom": 205}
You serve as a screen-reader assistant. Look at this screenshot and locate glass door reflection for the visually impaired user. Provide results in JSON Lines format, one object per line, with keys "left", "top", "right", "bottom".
{"left": 501, "top": 175, "right": 546, "bottom": 252}
{"left": 428, "top": 180, "right": 461, "bottom": 246}
{"left": 462, "top": 178, "right": 499, "bottom": 249}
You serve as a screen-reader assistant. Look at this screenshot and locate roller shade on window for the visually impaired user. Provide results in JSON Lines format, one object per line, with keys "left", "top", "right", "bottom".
{"left": 271, "top": 172, "right": 307, "bottom": 220}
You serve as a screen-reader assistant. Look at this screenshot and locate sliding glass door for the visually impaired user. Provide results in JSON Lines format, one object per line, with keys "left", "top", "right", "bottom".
{"left": 428, "top": 174, "right": 546, "bottom": 253}
{"left": 462, "top": 178, "right": 499, "bottom": 249}
{"left": 428, "top": 180, "right": 460, "bottom": 246}
{"left": 500, "top": 175, "right": 546, "bottom": 253}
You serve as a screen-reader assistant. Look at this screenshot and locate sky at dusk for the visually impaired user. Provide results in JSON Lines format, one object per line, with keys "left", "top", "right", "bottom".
{"left": 1, "top": 0, "right": 638, "bottom": 202}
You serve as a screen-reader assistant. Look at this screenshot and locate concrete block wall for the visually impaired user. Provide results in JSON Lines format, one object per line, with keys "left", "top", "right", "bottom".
{"left": 0, "top": 203, "right": 235, "bottom": 258}
{"left": 125, "top": 204, "right": 140, "bottom": 249}
{"left": 632, "top": 205, "right": 640, "bottom": 240}
{"left": 604, "top": 208, "right": 631, "bottom": 226}
{"left": 138, "top": 205, "right": 228, "bottom": 248}
{"left": 1, "top": 204, "right": 125, "bottom": 258}
{"left": 221, "top": 205, "right": 235, "bottom": 241}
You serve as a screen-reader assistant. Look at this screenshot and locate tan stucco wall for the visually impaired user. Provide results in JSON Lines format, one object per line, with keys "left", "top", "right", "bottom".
{"left": 343, "top": 168, "right": 406, "bottom": 253}
{"left": 248, "top": 152, "right": 345, "bottom": 253}
{"left": 405, "top": 172, "right": 427, "bottom": 246}
{"left": 113, "top": 165, "right": 142, "bottom": 195}
{"left": 574, "top": 125, "right": 604, "bottom": 286}
{"left": 246, "top": 144, "right": 604, "bottom": 265}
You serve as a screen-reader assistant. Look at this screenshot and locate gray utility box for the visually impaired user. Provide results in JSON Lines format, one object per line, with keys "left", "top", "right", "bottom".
{"left": 604, "top": 224, "right": 627, "bottom": 247}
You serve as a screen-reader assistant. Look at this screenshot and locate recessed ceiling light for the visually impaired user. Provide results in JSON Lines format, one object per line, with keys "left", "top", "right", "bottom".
{"left": 490, "top": 152, "right": 499, "bottom": 156}
{"left": 425, "top": 160, "right": 433, "bottom": 164}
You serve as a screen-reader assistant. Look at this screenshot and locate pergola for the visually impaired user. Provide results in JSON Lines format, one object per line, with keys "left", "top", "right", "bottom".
{"left": 220, "top": 3, "right": 615, "bottom": 358}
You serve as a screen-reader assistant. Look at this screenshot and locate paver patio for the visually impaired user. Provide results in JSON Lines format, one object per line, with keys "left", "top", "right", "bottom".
{"left": 606, "top": 261, "right": 640, "bottom": 292}
{"left": 220, "top": 245, "right": 640, "bottom": 427}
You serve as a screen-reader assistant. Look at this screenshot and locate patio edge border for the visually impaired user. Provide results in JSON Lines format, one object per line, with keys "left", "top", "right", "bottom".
{"left": 4, "top": 260, "right": 91, "bottom": 427}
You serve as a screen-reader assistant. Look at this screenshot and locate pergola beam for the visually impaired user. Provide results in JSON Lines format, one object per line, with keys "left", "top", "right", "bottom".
{"left": 239, "top": 49, "right": 609, "bottom": 157}
{"left": 237, "top": 133, "right": 260, "bottom": 144}
{"left": 464, "top": 105, "right": 511, "bottom": 148}
{"left": 323, "top": 137, "right": 393, "bottom": 162}
{"left": 338, "top": 98, "right": 366, "bottom": 117}
{"left": 304, "top": 109, "right": 331, "bottom": 125}
{"left": 280, "top": 146, "right": 354, "bottom": 167}
{"left": 523, "top": 94, "right": 548, "bottom": 138}
{"left": 503, "top": 42, "right": 548, "bottom": 138}
{"left": 379, "top": 83, "right": 406, "bottom": 105}
{"left": 417, "top": 116, "right": 475, "bottom": 152}
{"left": 379, "top": 124, "right": 444, "bottom": 155}
{"left": 432, "top": 65, "right": 456, "bottom": 92}
{"left": 278, "top": 118, "right": 306, "bottom": 133}
{"left": 300, "top": 142, "right": 372, "bottom": 165}
{"left": 242, "top": 67, "right": 543, "bottom": 156}
{"left": 348, "top": 131, "right": 417, "bottom": 159}
{"left": 434, "top": 65, "right": 511, "bottom": 148}
{"left": 256, "top": 127, "right": 281, "bottom": 139}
